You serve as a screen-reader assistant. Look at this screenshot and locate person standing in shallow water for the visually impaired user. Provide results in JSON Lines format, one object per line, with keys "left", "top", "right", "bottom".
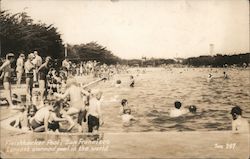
{"left": 231, "top": 106, "right": 249, "bottom": 133}
{"left": 87, "top": 91, "right": 104, "bottom": 133}
{"left": 129, "top": 75, "right": 135, "bottom": 87}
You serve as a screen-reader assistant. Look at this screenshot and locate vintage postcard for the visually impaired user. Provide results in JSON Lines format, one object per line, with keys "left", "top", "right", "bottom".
{"left": 0, "top": 0, "right": 249, "bottom": 158}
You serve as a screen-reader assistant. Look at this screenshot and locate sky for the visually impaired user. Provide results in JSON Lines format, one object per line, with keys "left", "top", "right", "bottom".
{"left": 2, "top": 0, "right": 249, "bottom": 59}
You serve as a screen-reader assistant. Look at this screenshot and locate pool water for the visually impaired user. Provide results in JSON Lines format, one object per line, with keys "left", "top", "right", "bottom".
{"left": 98, "top": 67, "right": 250, "bottom": 132}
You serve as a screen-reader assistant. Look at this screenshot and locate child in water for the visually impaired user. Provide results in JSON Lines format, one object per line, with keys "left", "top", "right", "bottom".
{"left": 87, "top": 91, "right": 104, "bottom": 134}
{"left": 120, "top": 99, "right": 130, "bottom": 115}
{"left": 188, "top": 105, "right": 197, "bottom": 114}
{"left": 207, "top": 74, "right": 213, "bottom": 82}
{"left": 231, "top": 106, "right": 249, "bottom": 133}
{"left": 121, "top": 109, "right": 136, "bottom": 124}
{"left": 169, "top": 101, "right": 188, "bottom": 117}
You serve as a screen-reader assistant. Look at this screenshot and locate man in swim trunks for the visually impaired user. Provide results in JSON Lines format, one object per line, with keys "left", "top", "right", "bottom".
{"left": 0, "top": 53, "right": 15, "bottom": 107}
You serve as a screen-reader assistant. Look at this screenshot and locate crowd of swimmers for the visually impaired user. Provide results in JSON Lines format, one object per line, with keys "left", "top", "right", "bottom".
{"left": 0, "top": 52, "right": 249, "bottom": 134}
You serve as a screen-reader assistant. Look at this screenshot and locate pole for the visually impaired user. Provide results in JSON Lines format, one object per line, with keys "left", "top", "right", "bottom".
{"left": 64, "top": 43, "right": 67, "bottom": 58}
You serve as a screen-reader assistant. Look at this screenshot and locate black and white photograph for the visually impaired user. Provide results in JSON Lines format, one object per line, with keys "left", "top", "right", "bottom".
{"left": 0, "top": 0, "right": 249, "bottom": 158}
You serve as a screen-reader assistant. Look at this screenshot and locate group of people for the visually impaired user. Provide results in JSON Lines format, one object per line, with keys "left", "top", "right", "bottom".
{"left": 0, "top": 52, "right": 249, "bottom": 134}
{"left": 0, "top": 51, "right": 44, "bottom": 107}
{"left": 0, "top": 51, "right": 133, "bottom": 134}
{"left": 14, "top": 83, "right": 103, "bottom": 133}
{"left": 207, "top": 71, "right": 229, "bottom": 82}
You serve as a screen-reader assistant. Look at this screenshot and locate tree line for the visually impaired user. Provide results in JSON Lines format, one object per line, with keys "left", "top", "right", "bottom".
{"left": 0, "top": 11, "right": 63, "bottom": 59}
{"left": 182, "top": 53, "right": 250, "bottom": 67}
{"left": 66, "top": 42, "right": 121, "bottom": 65}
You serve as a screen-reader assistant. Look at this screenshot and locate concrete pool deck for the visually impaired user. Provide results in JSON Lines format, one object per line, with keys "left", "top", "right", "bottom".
{"left": 0, "top": 107, "right": 249, "bottom": 159}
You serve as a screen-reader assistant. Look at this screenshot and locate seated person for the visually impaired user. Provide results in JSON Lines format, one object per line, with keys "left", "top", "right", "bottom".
{"left": 121, "top": 109, "right": 136, "bottom": 124}
{"left": 231, "top": 106, "right": 249, "bottom": 133}
{"left": 27, "top": 104, "right": 38, "bottom": 129}
{"left": 169, "top": 101, "right": 188, "bottom": 117}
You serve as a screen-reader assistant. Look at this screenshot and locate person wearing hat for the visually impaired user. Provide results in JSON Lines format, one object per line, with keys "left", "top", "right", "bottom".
{"left": 0, "top": 53, "right": 15, "bottom": 107}
{"left": 25, "top": 53, "right": 35, "bottom": 102}
{"left": 16, "top": 53, "right": 25, "bottom": 88}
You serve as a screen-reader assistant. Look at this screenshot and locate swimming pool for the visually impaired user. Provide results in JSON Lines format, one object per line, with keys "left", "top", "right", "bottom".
{"left": 99, "top": 67, "right": 250, "bottom": 132}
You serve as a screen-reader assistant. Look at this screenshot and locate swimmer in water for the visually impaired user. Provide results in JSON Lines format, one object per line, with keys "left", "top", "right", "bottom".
{"left": 223, "top": 71, "right": 229, "bottom": 79}
{"left": 188, "top": 105, "right": 197, "bottom": 114}
{"left": 120, "top": 99, "right": 130, "bottom": 115}
{"left": 115, "top": 79, "right": 122, "bottom": 87}
{"left": 207, "top": 74, "right": 213, "bottom": 82}
{"left": 129, "top": 75, "right": 135, "bottom": 87}
{"left": 121, "top": 108, "right": 136, "bottom": 124}
{"left": 231, "top": 106, "right": 249, "bottom": 133}
{"left": 169, "top": 101, "right": 188, "bottom": 117}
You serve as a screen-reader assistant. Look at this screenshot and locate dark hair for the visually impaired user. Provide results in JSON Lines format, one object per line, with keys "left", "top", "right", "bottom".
{"left": 6, "top": 53, "right": 15, "bottom": 60}
{"left": 121, "top": 99, "right": 128, "bottom": 106}
{"left": 231, "top": 106, "right": 242, "bottom": 120}
{"left": 189, "top": 105, "right": 197, "bottom": 113}
{"left": 174, "top": 101, "right": 182, "bottom": 109}
{"left": 116, "top": 80, "right": 121, "bottom": 84}
{"left": 12, "top": 93, "right": 18, "bottom": 99}
{"left": 27, "top": 105, "right": 38, "bottom": 116}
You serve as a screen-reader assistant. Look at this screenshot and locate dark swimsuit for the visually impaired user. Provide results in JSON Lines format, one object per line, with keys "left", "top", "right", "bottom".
{"left": 39, "top": 66, "right": 49, "bottom": 81}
